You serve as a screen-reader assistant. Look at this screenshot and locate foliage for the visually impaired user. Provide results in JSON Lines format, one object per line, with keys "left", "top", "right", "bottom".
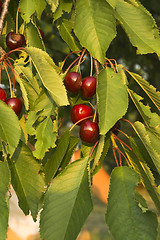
{"left": 0, "top": 0, "right": 160, "bottom": 239}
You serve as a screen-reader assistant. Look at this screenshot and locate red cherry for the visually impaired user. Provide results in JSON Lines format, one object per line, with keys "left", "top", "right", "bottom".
{"left": 0, "top": 0, "right": 3, "bottom": 13}
{"left": 6, "top": 32, "right": 25, "bottom": 50}
{"left": 71, "top": 104, "right": 93, "bottom": 125}
{"left": 64, "top": 72, "right": 82, "bottom": 94}
{"left": 39, "top": 29, "right": 44, "bottom": 40}
{"left": 81, "top": 76, "right": 97, "bottom": 99}
{"left": 110, "top": 120, "right": 121, "bottom": 135}
{"left": 6, "top": 97, "right": 22, "bottom": 115}
{"left": 0, "top": 88, "right": 7, "bottom": 102}
{"left": 79, "top": 120, "right": 99, "bottom": 144}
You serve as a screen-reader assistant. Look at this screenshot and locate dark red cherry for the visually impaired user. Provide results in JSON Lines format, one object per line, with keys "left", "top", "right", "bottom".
{"left": 79, "top": 120, "right": 99, "bottom": 144}
{"left": 0, "top": 0, "right": 3, "bottom": 13}
{"left": 64, "top": 72, "right": 82, "bottom": 94}
{"left": 6, "top": 32, "right": 25, "bottom": 50}
{"left": 0, "top": 88, "right": 7, "bottom": 102}
{"left": 39, "top": 29, "right": 44, "bottom": 40}
{"left": 6, "top": 97, "right": 22, "bottom": 115}
{"left": 110, "top": 120, "right": 121, "bottom": 135}
{"left": 71, "top": 104, "right": 93, "bottom": 125}
{"left": 81, "top": 76, "right": 97, "bottom": 99}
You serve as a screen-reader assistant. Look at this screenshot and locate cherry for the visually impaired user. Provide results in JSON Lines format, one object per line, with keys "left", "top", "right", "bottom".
{"left": 64, "top": 72, "right": 82, "bottom": 94}
{"left": 39, "top": 29, "right": 44, "bottom": 40}
{"left": 6, "top": 97, "right": 22, "bottom": 115}
{"left": 71, "top": 104, "right": 93, "bottom": 125}
{"left": 81, "top": 76, "right": 97, "bottom": 99}
{"left": 110, "top": 120, "right": 121, "bottom": 135}
{"left": 79, "top": 120, "right": 99, "bottom": 144}
{"left": 0, "top": 0, "right": 2, "bottom": 13}
{"left": 6, "top": 32, "right": 25, "bottom": 50}
{"left": 0, "top": 88, "right": 7, "bottom": 102}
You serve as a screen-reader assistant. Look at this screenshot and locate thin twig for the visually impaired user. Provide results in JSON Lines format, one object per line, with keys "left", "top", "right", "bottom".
{"left": 0, "top": 0, "right": 11, "bottom": 39}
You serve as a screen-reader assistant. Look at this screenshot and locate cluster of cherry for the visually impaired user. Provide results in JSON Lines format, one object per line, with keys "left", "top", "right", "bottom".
{"left": 0, "top": 26, "right": 45, "bottom": 116}
{"left": 64, "top": 71, "right": 99, "bottom": 144}
{"left": 0, "top": 31, "right": 26, "bottom": 115}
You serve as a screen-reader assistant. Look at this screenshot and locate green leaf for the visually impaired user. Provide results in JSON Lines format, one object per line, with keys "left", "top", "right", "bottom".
{"left": 92, "top": 133, "right": 110, "bottom": 175}
{"left": 134, "top": 121, "right": 160, "bottom": 174}
{"left": 46, "top": 0, "right": 59, "bottom": 12}
{"left": 0, "top": 101, "right": 21, "bottom": 156}
{"left": 128, "top": 89, "right": 160, "bottom": 128}
{"left": 53, "top": 0, "right": 73, "bottom": 21}
{"left": 8, "top": 142, "right": 45, "bottom": 221}
{"left": 40, "top": 157, "right": 93, "bottom": 240}
{"left": 33, "top": 117, "right": 57, "bottom": 159}
{"left": 26, "top": 47, "right": 69, "bottom": 106}
{"left": 105, "top": 166, "right": 158, "bottom": 240}
{"left": 58, "top": 18, "right": 79, "bottom": 52}
{"left": 0, "top": 161, "right": 10, "bottom": 240}
{"left": 126, "top": 137, "right": 160, "bottom": 212}
{"left": 115, "top": 0, "right": 160, "bottom": 55}
{"left": 26, "top": 91, "right": 58, "bottom": 159}
{"left": 14, "top": 73, "right": 30, "bottom": 111}
{"left": 105, "top": 0, "right": 117, "bottom": 8}
{"left": 44, "top": 130, "right": 70, "bottom": 184}
{"left": 128, "top": 72, "right": 160, "bottom": 111}
{"left": 60, "top": 136, "right": 79, "bottom": 171}
{"left": 26, "top": 21, "right": 45, "bottom": 50}
{"left": 74, "top": 0, "right": 116, "bottom": 63}
{"left": 15, "top": 59, "right": 40, "bottom": 95}
{"left": 97, "top": 68, "right": 128, "bottom": 135}
{"left": 19, "top": 0, "right": 46, "bottom": 22}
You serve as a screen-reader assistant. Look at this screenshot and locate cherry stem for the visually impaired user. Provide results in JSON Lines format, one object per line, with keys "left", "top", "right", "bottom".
{"left": 105, "top": 58, "right": 115, "bottom": 71}
{"left": 69, "top": 115, "right": 94, "bottom": 132}
{"left": 112, "top": 147, "right": 119, "bottom": 167}
{"left": 118, "top": 148, "right": 130, "bottom": 166}
{"left": 89, "top": 140, "right": 99, "bottom": 157}
{"left": 118, "top": 149, "right": 122, "bottom": 166}
{"left": 109, "top": 59, "right": 118, "bottom": 71}
{"left": 16, "top": 6, "right": 19, "bottom": 34}
{"left": 90, "top": 53, "right": 93, "bottom": 77}
{"left": 76, "top": 48, "right": 86, "bottom": 72}
{"left": 6, "top": 47, "right": 26, "bottom": 56}
{"left": 114, "top": 135, "right": 132, "bottom": 151}
{"left": 64, "top": 55, "right": 81, "bottom": 75}
{"left": 114, "top": 128, "right": 130, "bottom": 139}
{"left": 5, "top": 58, "right": 16, "bottom": 91}
{"left": 61, "top": 50, "right": 82, "bottom": 70}
{"left": 4, "top": 64, "right": 13, "bottom": 97}
{"left": 122, "top": 118, "right": 137, "bottom": 132}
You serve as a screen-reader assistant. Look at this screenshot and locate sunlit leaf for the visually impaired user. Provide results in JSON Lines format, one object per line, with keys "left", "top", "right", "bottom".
{"left": 19, "top": 0, "right": 46, "bottom": 22}
{"left": 26, "top": 47, "right": 69, "bottom": 106}
{"left": 40, "top": 157, "right": 93, "bottom": 240}
{"left": 0, "top": 101, "right": 21, "bottom": 156}
{"left": 116, "top": 0, "right": 160, "bottom": 55}
{"left": 97, "top": 68, "right": 128, "bottom": 135}
{"left": 74, "top": 0, "right": 116, "bottom": 63}
{"left": 106, "top": 167, "right": 158, "bottom": 240}
{"left": 8, "top": 142, "right": 45, "bottom": 221}
{"left": 0, "top": 161, "right": 10, "bottom": 240}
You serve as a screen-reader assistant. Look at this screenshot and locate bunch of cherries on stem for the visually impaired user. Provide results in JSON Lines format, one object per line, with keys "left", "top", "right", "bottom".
{"left": 0, "top": 29, "right": 25, "bottom": 116}
{"left": 64, "top": 71, "right": 99, "bottom": 144}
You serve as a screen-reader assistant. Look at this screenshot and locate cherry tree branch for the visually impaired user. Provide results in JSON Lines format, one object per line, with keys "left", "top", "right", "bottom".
{"left": 0, "top": 0, "right": 11, "bottom": 39}
{"left": 94, "top": 59, "right": 100, "bottom": 76}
